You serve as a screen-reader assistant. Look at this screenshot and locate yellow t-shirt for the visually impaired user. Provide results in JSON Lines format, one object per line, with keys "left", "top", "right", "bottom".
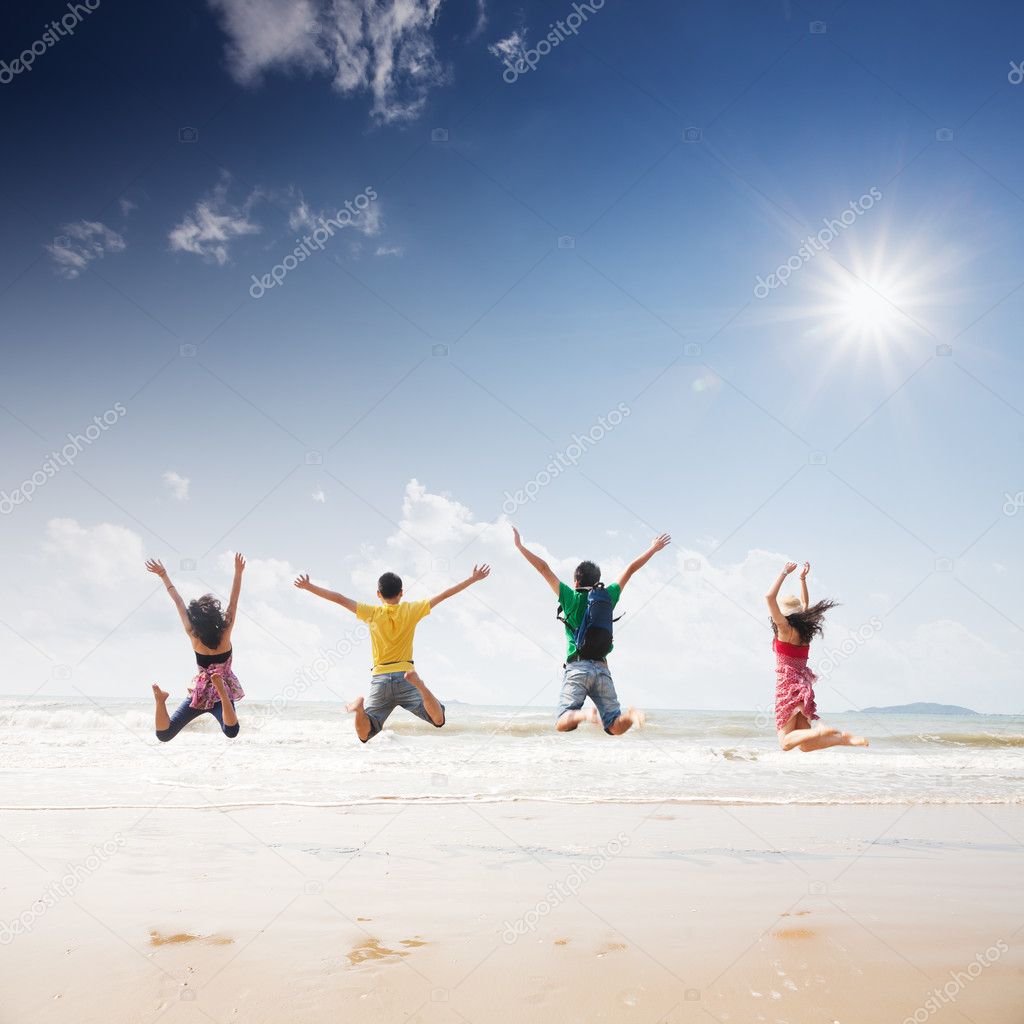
{"left": 355, "top": 599, "right": 431, "bottom": 675}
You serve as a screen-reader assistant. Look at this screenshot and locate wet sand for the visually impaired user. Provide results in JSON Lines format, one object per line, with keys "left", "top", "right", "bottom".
{"left": 2, "top": 802, "right": 1022, "bottom": 1023}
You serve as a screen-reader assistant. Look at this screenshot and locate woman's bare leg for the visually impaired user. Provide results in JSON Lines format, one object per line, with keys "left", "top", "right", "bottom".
{"left": 346, "top": 696, "right": 373, "bottom": 742}
{"left": 779, "top": 712, "right": 868, "bottom": 751}
{"left": 797, "top": 730, "right": 869, "bottom": 751}
{"left": 152, "top": 684, "right": 171, "bottom": 732}
{"left": 405, "top": 670, "right": 445, "bottom": 726}
{"left": 211, "top": 675, "right": 238, "bottom": 728}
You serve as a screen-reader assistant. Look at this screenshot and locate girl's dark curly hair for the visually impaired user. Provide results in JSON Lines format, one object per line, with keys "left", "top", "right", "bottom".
{"left": 187, "top": 594, "right": 228, "bottom": 649}
{"left": 771, "top": 598, "right": 839, "bottom": 647}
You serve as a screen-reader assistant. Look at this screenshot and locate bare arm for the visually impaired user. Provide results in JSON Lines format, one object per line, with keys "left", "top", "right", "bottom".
{"left": 293, "top": 574, "right": 358, "bottom": 614}
{"left": 225, "top": 552, "right": 246, "bottom": 628}
{"left": 512, "top": 527, "right": 560, "bottom": 596}
{"left": 429, "top": 565, "right": 491, "bottom": 609}
{"left": 766, "top": 562, "right": 798, "bottom": 631}
{"left": 145, "top": 559, "right": 192, "bottom": 635}
{"left": 799, "top": 561, "right": 810, "bottom": 611}
{"left": 617, "top": 534, "right": 671, "bottom": 591}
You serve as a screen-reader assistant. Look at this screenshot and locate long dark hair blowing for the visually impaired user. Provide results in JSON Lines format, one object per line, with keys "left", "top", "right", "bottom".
{"left": 187, "top": 594, "right": 228, "bottom": 649}
{"left": 771, "top": 598, "right": 839, "bottom": 646}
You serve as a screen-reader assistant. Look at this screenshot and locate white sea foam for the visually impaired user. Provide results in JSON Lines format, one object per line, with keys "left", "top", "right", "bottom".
{"left": 1, "top": 698, "right": 1021, "bottom": 809}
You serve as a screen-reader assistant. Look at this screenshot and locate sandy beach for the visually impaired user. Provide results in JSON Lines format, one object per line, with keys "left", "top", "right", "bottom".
{"left": 4, "top": 802, "right": 1022, "bottom": 1023}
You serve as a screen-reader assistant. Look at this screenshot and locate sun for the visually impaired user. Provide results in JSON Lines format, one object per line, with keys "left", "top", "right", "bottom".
{"left": 832, "top": 276, "right": 908, "bottom": 345}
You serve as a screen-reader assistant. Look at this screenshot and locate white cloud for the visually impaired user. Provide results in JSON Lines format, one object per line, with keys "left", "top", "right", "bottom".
{"left": 208, "top": 0, "right": 447, "bottom": 124}
{"left": 284, "top": 185, "right": 382, "bottom": 239}
{"left": 118, "top": 198, "right": 138, "bottom": 216}
{"left": 470, "top": 0, "right": 487, "bottom": 38}
{"left": 168, "top": 178, "right": 261, "bottom": 265}
{"left": 374, "top": 244, "right": 404, "bottom": 257}
{"left": 47, "top": 221, "right": 127, "bottom": 279}
{"left": 488, "top": 29, "right": 526, "bottom": 64}
{"left": 43, "top": 518, "right": 145, "bottom": 589}
{"left": 163, "top": 471, "right": 190, "bottom": 501}
{"left": 288, "top": 195, "right": 318, "bottom": 232}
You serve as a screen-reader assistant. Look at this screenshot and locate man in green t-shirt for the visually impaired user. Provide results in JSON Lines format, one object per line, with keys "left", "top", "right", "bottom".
{"left": 512, "top": 527, "right": 671, "bottom": 735}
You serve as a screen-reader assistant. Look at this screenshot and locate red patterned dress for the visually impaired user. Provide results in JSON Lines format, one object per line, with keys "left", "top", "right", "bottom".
{"left": 773, "top": 638, "right": 819, "bottom": 731}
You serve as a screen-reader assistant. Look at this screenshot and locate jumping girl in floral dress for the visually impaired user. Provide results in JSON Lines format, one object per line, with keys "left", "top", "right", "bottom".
{"left": 766, "top": 561, "right": 868, "bottom": 752}
{"left": 146, "top": 553, "right": 246, "bottom": 742}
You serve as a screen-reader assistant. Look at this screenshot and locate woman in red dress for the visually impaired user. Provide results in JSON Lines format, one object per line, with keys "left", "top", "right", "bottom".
{"left": 766, "top": 562, "right": 868, "bottom": 752}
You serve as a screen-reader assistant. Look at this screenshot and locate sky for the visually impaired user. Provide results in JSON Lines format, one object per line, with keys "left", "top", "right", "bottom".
{"left": 0, "top": 0, "right": 1022, "bottom": 714}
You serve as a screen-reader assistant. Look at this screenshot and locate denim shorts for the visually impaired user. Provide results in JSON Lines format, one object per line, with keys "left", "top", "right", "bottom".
{"left": 362, "top": 671, "right": 445, "bottom": 742}
{"left": 556, "top": 660, "right": 622, "bottom": 733}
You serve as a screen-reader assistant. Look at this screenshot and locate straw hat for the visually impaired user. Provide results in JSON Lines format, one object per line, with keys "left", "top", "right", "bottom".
{"left": 779, "top": 594, "right": 805, "bottom": 615}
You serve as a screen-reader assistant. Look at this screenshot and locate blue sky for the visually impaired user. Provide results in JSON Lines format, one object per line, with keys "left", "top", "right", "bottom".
{"left": 1, "top": 0, "right": 1022, "bottom": 713}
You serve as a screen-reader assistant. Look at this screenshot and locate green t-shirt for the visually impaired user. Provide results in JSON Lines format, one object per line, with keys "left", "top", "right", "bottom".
{"left": 558, "top": 582, "right": 621, "bottom": 659}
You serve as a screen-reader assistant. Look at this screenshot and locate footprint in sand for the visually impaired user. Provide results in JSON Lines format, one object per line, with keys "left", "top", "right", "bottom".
{"left": 149, "top": 930, "right": 233, "bottom": 947}
{"left": 347, "top": 936, "right": 428, "bottom": 965}
{"left": 773, "top": 927, "right": 814, "bottom": 939}
{"left": 554, "top": 938, "right": 570, "bottom": 946}
{"left": 596, "top": 942, "right": 627, "bottom": 958}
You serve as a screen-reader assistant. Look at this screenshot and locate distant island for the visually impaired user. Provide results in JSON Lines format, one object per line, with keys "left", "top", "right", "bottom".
{"left": 860, "top": 702, "right": 979, "bottom": 716}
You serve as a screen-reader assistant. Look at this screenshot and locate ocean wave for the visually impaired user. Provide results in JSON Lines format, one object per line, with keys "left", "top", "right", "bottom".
{"left": 891, "top": 733, "right": 1024, "bottom": 749}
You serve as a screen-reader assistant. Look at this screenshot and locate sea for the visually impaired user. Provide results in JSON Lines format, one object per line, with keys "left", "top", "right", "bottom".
{"left": 1, "top": 697, "right": 1021, "bottom": 809}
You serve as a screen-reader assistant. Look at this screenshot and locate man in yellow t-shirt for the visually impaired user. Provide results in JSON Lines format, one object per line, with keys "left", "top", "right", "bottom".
{"left": 294, "top": 564, "right": 491, "bottom": 742}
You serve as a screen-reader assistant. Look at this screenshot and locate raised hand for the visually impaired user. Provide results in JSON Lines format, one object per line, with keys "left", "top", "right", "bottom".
{"left": 650, "top": 533, "right": 672, "bottom": 553}
{"left": 471, "top": 564, "right": 492, "bottom": 583}
{"left": 800, "top": 561, "right": 810, "bottom": 579}
{"left": 234, "top": 552, "right": 247, "bottom": 574}
{"left": 511, "top": 525, "right": 523, "bottom": 547}
{"left": 294, "top": 573, "right": 312, "bottom": 591}
{"left": 145, "top": 559, "right": 168, "bottom": 578}
{"left": 783, "top": 562, "right": 798, "bottom": 575}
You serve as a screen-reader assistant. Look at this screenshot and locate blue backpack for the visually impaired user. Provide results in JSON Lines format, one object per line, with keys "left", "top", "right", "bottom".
{"left": 559, "top": 583, "right": 618, "bottom": 660}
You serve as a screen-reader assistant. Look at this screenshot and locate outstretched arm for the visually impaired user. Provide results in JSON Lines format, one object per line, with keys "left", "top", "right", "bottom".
{"left": 766, "top": 562, "right": 798, "bottom": 630}
{"left": 799, "top": 561, "right": 810, "bottom": 611}
{"left": 429, "top": 565, "right": 491, "bottom": 609}
{"left": 225, "top": 552, "right": 246, "bottom": 627}
{"left": 617, "top": 534, "right": 671, "bottom": 591}
{"left": 293, "top": 574, "right": 358, "bottom": 614}
{"left": 512, "top": 527, "right": 560, "bottom": 596}
{"left": 146, "top": 559, "right": 192, "bottom": 635}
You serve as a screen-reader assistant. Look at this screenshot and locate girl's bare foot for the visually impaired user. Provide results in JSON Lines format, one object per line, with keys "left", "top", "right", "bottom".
{"left": 152, "top": 684, "right": 169, "bottom": 702}
{"left": 843, "top": 733, "right": 870, "bottom": 747}
{"left": 347, "top": 696, "right": 365, "bottom": 714}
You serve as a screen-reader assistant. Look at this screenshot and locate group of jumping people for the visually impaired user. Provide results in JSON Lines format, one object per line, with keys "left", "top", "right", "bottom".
{"left": 146, "top": 527, "right": 869, "bottom": 751}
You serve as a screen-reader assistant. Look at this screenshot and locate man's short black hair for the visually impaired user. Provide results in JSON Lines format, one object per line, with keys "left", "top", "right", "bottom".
{"left": 574, "top": 561, "right": 601, "bottom": 589}
{"left": 378, "top": 572, "right": 403, "bottom": 599}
